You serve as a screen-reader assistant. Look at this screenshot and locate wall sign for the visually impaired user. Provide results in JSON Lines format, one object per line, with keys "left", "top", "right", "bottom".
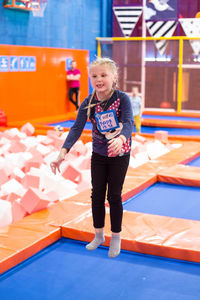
{"left": 0, "top": 56, "right": 36, "bottom": 72}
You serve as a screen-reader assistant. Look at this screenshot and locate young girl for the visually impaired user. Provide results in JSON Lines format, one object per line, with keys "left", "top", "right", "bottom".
{"left": 50, "top": 57, "right": 134, "bottom": 258}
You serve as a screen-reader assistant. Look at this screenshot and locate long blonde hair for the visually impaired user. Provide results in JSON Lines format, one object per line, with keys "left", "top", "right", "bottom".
{"left": 85, "top": 57, "right": 118, "bottom": 117}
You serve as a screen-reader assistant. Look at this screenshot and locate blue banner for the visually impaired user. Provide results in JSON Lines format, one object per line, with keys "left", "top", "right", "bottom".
{"left": 0, "top": 56, "right": 36, "bottom": 72}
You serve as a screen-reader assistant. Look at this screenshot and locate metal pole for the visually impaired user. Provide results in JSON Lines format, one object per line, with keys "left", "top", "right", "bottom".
{"left": 124, "top": 41, "right": 128, "bottom": 91}
{"left": 141, "top": 0, "right": 146, "bottom": 111}
{"left": 97, "top": 40, "right": 101, "bottom": 58}
{"left": 177, "top": 38, "right": 183, "bottom": 113}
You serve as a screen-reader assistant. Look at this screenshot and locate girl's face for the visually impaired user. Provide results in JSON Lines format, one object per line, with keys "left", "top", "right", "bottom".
{"left": 89, "top": 64, "right": 116, "bottom": 98}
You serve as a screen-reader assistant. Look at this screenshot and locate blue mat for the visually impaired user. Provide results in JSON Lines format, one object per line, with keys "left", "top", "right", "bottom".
{"left": 50, "top": 120, "right": 92, "bottom": 130}
{"left": 123, "top": 182, "right": 200, "bottom": 221}
{"left": 1, "top": 238, "right": 200, "bottom": 300}
{"left": 49, "top": 120, "right": 200, "bottom": 136}
{"left": 187, "top": 156, "right": 200, "bottom": 167}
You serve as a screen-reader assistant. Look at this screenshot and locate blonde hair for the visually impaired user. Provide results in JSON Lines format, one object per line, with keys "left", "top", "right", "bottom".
{"left": 86, "top": 57, "right": 118, "bottom": 117}
{"left": 89, "top": 57, "right": 118, "bottom": 78}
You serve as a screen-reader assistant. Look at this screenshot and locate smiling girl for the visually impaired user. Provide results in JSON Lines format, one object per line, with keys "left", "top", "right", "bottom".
{"left": 50, "top": 57, "right": 134, "bottom": 258}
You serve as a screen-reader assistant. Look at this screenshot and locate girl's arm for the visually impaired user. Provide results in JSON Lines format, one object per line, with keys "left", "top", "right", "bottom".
{"left": 50, "top": 98, "right": 89, "bottom": 174}
{"left": 119, "top": 93, "right": 134, "bottom": 140}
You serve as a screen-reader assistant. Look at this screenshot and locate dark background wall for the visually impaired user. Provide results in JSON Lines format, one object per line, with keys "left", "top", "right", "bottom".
{"left": 0, "top": 1, "right": 199, "bottom": 56}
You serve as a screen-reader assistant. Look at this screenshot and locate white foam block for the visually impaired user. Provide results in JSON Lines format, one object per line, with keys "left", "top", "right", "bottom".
{"left": 43, "top": 151, "right": 60, "bottom": 165}
{"left": 1, "top": 179, "right": 26, "bottom": 197}
{"left": 20, "top": 136, "right": 38, "bottom": 149}
{"left": 4, "top": 152, "right": 32, "bottom": 170}
{"left": 36, "top": 144, "right": 51, "bottom": 156}
{"left": 0, "top": 200, "right": 12, "bottom": 228}
{"left": 56, "top": 180, "right": 78, "bottom": 201}
{"left": 85, "top": 142, "right": 93, "bottom": 153}
{"left": 133, "top": 152, "right": 150, "bottom": 167}
{"left": 146, "top": 140, "right": 170, "bottom": 160}
{"left": 20, "top": 122, "right": 35, "bottom": 136}
{"left": 10, "top": 167, "right": 25, "bottom": 182}
{"left": 0, "top": 136, "right": 12, "bottom": 145}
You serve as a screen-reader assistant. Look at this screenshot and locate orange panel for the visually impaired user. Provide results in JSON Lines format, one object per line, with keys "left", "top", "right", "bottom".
{"left": 0, "top": 193, "right": 91, "bottom": 275}
{"left": 62, "top": 209, "right": 200, "bottom": 263}
{"left": 158, "top": 164, "right": 200, "bottom": 187}
{"left": 142, "top": 118, "right": 200, "bottom": 129}
{"left": 143, "top": 110, "right": 200, "bottom": 118}
{"left": 0, "top": 224, "right": 60, "bottom": 275}
{"left": 0, "top": 45, "right": 89, "bottom": 122}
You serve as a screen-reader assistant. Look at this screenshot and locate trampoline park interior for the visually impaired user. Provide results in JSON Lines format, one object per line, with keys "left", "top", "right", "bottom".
{"left": 1, "top": 1, "right": 200, "bottom": 299}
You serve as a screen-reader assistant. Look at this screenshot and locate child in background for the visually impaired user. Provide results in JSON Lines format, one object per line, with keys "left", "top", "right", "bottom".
{"left": 130, "top": 86, "right": 142, "bottom": 133}
{"left": 50, "top": 57, "right": 134, "bottom": 258}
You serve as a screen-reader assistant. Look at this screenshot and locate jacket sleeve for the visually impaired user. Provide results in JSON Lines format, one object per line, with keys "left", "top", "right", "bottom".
{"left": 119, "top": 93, "right": 134, "bottom": 140}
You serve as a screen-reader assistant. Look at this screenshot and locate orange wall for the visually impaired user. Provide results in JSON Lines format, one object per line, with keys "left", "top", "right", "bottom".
{"left": 0, "top": 45, "right": 89, "bottom": 122}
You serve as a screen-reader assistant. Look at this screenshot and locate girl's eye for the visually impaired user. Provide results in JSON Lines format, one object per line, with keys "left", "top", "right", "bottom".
{"left": 92, "top": 75, "right": 97, "bottom": 78}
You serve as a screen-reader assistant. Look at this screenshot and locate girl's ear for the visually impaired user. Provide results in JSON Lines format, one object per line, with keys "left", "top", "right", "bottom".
{"left": 112, "top": 74, "right": 118, "bottom": 88}
{"left": 112, "top": 81, "right": 117, "bottom": 89}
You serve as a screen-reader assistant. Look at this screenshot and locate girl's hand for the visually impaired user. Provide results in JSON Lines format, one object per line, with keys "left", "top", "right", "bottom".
{"left": 50, "top": 148, "right": 67, "bottom": 174}
{"left": 107, "top": 135, "right": 126, "bottom": 157}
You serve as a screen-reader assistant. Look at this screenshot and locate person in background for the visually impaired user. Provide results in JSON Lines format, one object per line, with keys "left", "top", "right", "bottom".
{"left": 130, "top": 86, "right": 142, "bottom": 133}
{"left": 50, "top": 57, "right": 134, "bottom": 258}
{"left": 67, "top": 60, "right": 81, "bottom": 110}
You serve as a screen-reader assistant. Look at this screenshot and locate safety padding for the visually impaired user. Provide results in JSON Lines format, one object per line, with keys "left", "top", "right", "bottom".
{"left": 0, "top": 192, "right": 91, "bottom": 275}
{"left": 62, "top": 210, "right": 200, "bottom": 263}
{"left": 142, "top": 110, "right": 200, "bottom": 129}
{"left": 179, "top": 152, "right": 200, "bottom": 165}
{"left": 157, "top": 164, "right": 200, "bottom": 187}
{"left": 122, "top": 166, "right": 157, "bottom": 202}
{"left": 0, "top": 221, "right": 60, "bottom": 275}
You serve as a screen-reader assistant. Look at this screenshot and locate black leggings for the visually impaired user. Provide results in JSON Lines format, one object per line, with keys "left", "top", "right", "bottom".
{"left": 91, "top": 152, "right": 130, "bottom": 233}
{"left": 68, "top": 87, "right": 79, "bottom": 109}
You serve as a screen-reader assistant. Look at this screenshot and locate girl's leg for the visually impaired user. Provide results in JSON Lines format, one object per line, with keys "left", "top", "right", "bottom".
{"left": 107, "top": 155, "right": 130, "bottom": 257}
{"left": 86, "top": 153, "right": 107, "bottom": 251}
{"left": 108, "top": 232, "right": 121, "bottom": 258}
{"left": 86, "top": 227, "right": 105, "bottom": 251}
